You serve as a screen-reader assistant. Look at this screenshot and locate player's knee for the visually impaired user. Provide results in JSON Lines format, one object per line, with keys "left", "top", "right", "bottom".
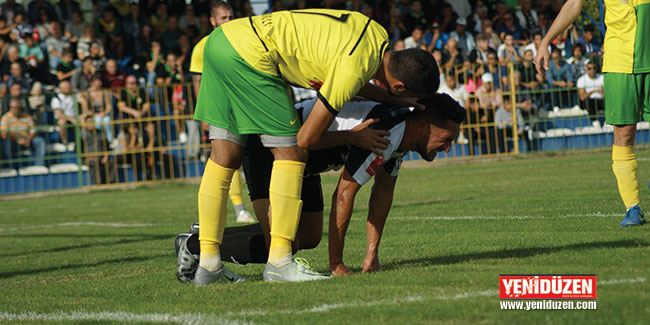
{"left": 299, "top": 235, "right": 321, "bottom": 250}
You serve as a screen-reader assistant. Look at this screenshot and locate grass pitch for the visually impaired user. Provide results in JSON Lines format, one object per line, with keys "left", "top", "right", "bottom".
{"left": 1, "top": 148, "right": 649, "bottom": 324}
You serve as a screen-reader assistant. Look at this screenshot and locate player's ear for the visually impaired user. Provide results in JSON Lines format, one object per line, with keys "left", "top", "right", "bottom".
{"left": 209, "top": 17, "right": 217, "bottom": 28}
{"left": 390, "top": 80, "right": 406, "bottom": 96}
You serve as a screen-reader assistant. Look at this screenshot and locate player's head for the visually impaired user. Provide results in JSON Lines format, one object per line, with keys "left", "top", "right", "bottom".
{"left": 387, "top": 48, "right": 440, "bottom": 98}
{"left": 407, "top": 93, "right": 465, "bottom": 161}
{"left": 210, "top": 1, "right": 233, "bottom": 28}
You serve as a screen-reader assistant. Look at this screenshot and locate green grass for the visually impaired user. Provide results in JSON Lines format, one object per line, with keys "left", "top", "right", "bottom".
{"left": 1, "top": 148, "right": 649, "bottom": 324}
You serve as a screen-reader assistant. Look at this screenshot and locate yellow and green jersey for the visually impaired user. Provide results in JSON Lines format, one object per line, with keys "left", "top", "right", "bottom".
{"left": 190, "top": 35, "right": 209, "bottom": 74}
{"left": 220, "top": 9, "right": 389, "bottom": 114}
{"left": 603, "top": 0, "right": 650, "bottom": 73}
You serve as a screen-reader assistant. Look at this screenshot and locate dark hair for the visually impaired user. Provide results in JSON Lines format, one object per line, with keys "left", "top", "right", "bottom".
{"left": 412, "top": 93, "right": 466, "bottom": 126}
{"left": 413, "top": 24, "right": 425, "bottom": 32}
{"left": 388, "top": 48, "right": 440, "bottom": 95}
{"left": 571, "top": 43, "right": 585, "bottom": 55}
{"left": 211, "top": 1, "right": 233, "bottom": 14}
{"left": 584, "top": 24, "right": 595, "bottom": 33}
{"left": 502, "top": 94, "right": 511, "bottom": 103}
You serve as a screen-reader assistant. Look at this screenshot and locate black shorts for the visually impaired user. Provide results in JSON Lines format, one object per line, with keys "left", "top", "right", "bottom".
{"left": 242, "top": 135, "right": 323, "bottom": 213}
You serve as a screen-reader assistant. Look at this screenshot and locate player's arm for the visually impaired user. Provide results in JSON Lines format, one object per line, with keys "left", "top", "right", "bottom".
{"left": 328, "top": 167, "right": 362, "bottom": 276}
{"left": 363, "top": 166, "right": 397, "bottom": 273}
{"left": 307, "top": 118, "right": 390, "bottom": 155}
{"left": 357, "top": 83, "right": 425, "bottom": 110}
{"left": 535, "top": 0, "right": 585, "bottom": 74}
{"left": 192, "top": 73, "right": 201, "bottom": 100}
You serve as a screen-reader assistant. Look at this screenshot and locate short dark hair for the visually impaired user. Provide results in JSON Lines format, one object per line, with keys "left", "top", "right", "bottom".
{"left": 412, "top": 93, "right": 466, "bottom": 126}
{"left": 388, "top": 48, "right": 440, "bottom": 95}
{"left": 584, "top": 24, "right": 595, "bottom": 33}
{"left": 211, "top": 1, "right": 232, "bottom": 14}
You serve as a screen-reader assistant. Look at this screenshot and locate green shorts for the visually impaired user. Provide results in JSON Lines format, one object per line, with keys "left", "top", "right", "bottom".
{"left": 604, "top": 72, "right": 650, "bottom": 125}
{"left": 193, "top": 27, "right": 300, "bottom": 137}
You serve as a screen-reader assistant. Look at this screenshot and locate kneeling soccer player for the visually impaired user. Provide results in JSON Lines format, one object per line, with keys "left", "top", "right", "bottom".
{"left": 175, "top": 93, "right": 465, "bottom": 280}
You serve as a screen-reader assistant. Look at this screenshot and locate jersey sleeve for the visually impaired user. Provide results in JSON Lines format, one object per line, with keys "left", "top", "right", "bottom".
{"left": 189, "top": 36, "right": 208, "bottom": 74}
{"left": 576, "top": 75, "right": 586, "bottom": 89}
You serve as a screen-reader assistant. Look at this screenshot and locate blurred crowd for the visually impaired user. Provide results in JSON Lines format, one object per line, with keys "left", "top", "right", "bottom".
{"left": 0, "top": 0, "right": 606, "bottom": 175}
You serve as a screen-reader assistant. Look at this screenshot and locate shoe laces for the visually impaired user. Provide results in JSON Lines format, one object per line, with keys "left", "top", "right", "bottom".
{"left": 294, "top": 257, "right": 318, "bottom": 274}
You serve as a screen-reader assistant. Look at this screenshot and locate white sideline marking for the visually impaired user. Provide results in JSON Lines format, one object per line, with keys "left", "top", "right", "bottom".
{"left": 231, "top": 277, "right": 645, "bottom": 316}
{"left": 1, "top": 278, "right": 644, "bottom": 322}
{"left": 398, "top": 213, "right": 619, "bottom": 221}
{"left": 0, "top": 311, "right": 248, "bottom": 324}
{"left": 0, "top": 222, "right": 155, "bottom": 232}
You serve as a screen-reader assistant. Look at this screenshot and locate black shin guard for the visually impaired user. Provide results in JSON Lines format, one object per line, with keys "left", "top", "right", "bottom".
{"left": 187, "top": 223, "right": 269, "bottom": 264}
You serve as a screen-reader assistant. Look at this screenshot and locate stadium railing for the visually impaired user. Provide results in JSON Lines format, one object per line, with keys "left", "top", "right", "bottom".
{"left": 1, "top": 59, "right": 648, "bottom": 195}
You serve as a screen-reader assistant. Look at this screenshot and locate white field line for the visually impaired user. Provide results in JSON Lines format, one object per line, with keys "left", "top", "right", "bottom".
{"left": 230, "top": 277, "right": 645, "bottom": 316}
{"left": 0, "top": 222, "right": 155, "bottom": 232}
{"left": 0, "top": 311, "right": 250, "bottom": 325}
{"left": 396, "top": 213, "right": 620, "bottom": 221}
{"left": 1, "top": 278, "right": 644, "bottom": 322}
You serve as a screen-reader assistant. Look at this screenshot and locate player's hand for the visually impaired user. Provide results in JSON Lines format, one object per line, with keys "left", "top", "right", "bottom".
{"left": 350, "top": 118, "right": 390, "bottom": 156}
{"left": 535, "top": 44, "right": 550, "bottom": 76}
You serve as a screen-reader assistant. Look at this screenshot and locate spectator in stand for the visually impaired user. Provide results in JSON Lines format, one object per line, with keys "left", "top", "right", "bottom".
{"left": 449, "top": 17, "right": 475, "bottom": 56}
{"left": 436, "top": 3, "right": 457, "bottom": 33}
{"left": 388, "top": 8, "right": 406, "bottom": 45}
{"left": 484, "top": 51, "right": 508, "bottom": 89}
{"left": 122, "top": 3, "right": 146, "bottom": 46}
{"left": 449, "top": 0, "right": 471, "bottom": 21}
{"left": 134, "top": 24, "right": 153, "bottom": 61}
{"left": 81, "top": 114, "right": 113, "bottom": 184}
{"left": 77, "top": 24, "right": 104, "bottom": 60}
{"left": 117, "top": 75, "right": 150, "bottom": 120}
{"left": 469, "top": 33, "right": 496, "bottom": 65}
{"left": 518, "top": 49, "right": 543, "bottom": 90}
{"left": 27, "top": 81, "right": 47, "bottom": 124}
{"left": 34, "top": 8, "right": 54, "bottom": 39}
{"left": 438, "top": 72, "right": 469, "bottom": 108}
{"left": 403, "top": 0, "right": 427, "bottom": 36}
{"left": 56, "top": 48, "right": 76, "bottom": 82}
{"left": 481, "top": 19, "right": 502, "bottom": 50}
{"left": 469, "top": 2, "right": 489, "bottom": 34}
{"left": 51, "top": 80, "right": 78, "bottom": 147}
{"left": 162, "top": 15, "right": 182, "bottom": 53}
{"left": 431, "top": 48, "right": 447, "bottom": 87}
{"left": 101, "top": 59, "right": 126, "bottom": 89}
{"left": 576, "top": 60, "right": 604, "bottom": 123}
{"left": 71, "top": 56, "right": 96, "bottom": 91}
{"left": 9, "top": 12, "right": 30, "bottom": 44}
{"left": 497, "top": 12, "right": 526, "bottom": 46}
{"left": 78, "top": 75, "right": 115, "bottom": 148}
{"left": 87, "top": 41, "right": 107, "bottom": 71}
{"left": 18, "top": 32, "right": 45, "bottom": 67}
{"left": 1, "top": 83, "right": 29, "bottom": 114}
{"left": 115, "top": 121, "right": 148, "bottom": 180}
{"left": 45, "top": 21, "right": 70, "bottom": 70}
{"left": 520, "top": 31, "right": 542, "bottom": 58}
{"left": 425, "top": 20, "right": 448, "bottom": 52}
{"left": 573, "top": 24, "right": 601, "bottom": 57}
{"left": 0, "top": 0, "right": 25, "bottom": 27}
{"left": 94, "top": 6, "right": 124, "bottom": 59}
{"left": 495, "top": 93, "right": 525, "bottom": 153}
{"left": 404, "top": 25, "right": 424, "bottom": 49}
{"left": 1, "top": 45, "right": 29, "bottom": 82}
{"left": 497, "top": 33, "right": 520, "bottom": 65}
{"left": 64, "top": 10, "right": 85, "bottom": 44}
{"left": 492, "top": 1, "right": 510, "bottom": 31}
{"left": 27, "top": 0, "right": 56, "bottom": 26}
{"left": 443, "top": 38, "right": 467, "bottom": 71}
{"left": 476, "top": 72, "right": 503, "bottom": 112}
{"left": 0, "top": 16, "right": 13, "bottom": 39}
{"left": 7, "top": 62, "right": 34, "bottom": 93}
{"left": 150, "top": 2, "right": 169, "bottom": 38}
{"left": 466, "top": 95, "right": 497, "bottom": 155}
{"left": 1, "top": 99, "right": 45, "bottom": 166}
{"left": 566, "top": 43, "right": 589, "bottom": 81}
{"left": 515, "top": 0, "right": 538, "bottom": 34}
{"left": 546, "top": 47, "right": 575, "bottom": 108}
{"left": 180, "top": 4, "right": 200, "bottom": 33}
{"left": 536, "top": 11, "right": 551, "bottom": 36}
{"left": 55, "top": 0, "right": 81, "bottom": 24}
{"left": 392, "top": 39, "right": 405, "bottom": 51}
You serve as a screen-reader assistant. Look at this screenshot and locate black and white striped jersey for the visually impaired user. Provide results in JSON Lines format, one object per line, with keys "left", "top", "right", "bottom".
{"left": 296, "top": 98, "right": 409, "bottom": 186}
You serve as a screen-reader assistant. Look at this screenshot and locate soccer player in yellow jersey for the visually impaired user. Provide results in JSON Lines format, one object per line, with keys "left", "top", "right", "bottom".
{"left": 193, "top": 9, "right": 440, "bottom": 284}
{"left": 189, "top": 1, "right": 255, "bottom": 224}
{"left": 536, "top": 0, "right": 649, "bottom": 226}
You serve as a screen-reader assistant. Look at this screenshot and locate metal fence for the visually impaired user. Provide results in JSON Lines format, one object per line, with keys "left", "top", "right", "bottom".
{"left": 2, "top": 59, "right": 647, "bottom": 195}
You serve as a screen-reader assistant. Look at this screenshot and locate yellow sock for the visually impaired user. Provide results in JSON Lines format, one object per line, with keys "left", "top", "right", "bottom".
{"left": 612, "top": 145, "right": 640, "bottom": 209}
{"left": 268, "top": 160, "right": 304, "bottom": 265}
{"left": 198, "top": 160, "right": 234, "bottom": 270}
{"left": 229, "top": 168, "right": 244, "bottom": 206}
